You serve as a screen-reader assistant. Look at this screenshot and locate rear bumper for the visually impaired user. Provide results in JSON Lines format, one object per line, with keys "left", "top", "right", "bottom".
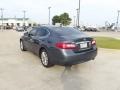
{"left": 62, "top": 49, "right": 97, "bottom": 65}
{"left": 49, "top": 48, "right": 97, "bottom": 66}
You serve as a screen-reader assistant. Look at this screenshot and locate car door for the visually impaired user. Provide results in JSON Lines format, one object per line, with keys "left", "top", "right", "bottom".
{"left": 31, "top": 27, "right": 50, "bottom": 55}
{"left": 26, "top": 28, "right": 37, "bottom": 52}
{"left": 23, "top": 28, "right": 33, "bottom": 50}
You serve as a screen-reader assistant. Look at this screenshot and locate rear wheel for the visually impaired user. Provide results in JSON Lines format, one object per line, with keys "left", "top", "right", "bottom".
{"left": 20, "top": 40, "right": 26, "bottom": 51}
{"left": 40, "top": 49, "right": 54, "bottom": 68}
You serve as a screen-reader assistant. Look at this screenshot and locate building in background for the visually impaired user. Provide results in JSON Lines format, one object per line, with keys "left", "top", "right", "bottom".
{"left": 0, "top": 18, "right": 38, "bottom": 29}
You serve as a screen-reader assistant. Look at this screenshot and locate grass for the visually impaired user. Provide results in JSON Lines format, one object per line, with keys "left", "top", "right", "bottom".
{"left": 94, "top": 37, "right": 120, "bottom": 49}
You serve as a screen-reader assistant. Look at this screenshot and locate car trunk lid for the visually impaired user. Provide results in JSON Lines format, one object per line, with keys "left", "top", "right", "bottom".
{"left": 59, "top": 35, "right": 93, "bottom": 53}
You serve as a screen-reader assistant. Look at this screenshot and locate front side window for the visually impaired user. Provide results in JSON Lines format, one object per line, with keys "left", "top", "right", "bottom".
{"left": 29, "top": 29, "right": 37, "bottom": 36}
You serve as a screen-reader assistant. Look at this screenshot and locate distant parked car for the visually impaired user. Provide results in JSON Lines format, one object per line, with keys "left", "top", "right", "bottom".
{"left": 84, "top": 26, "right": 98, "bottom": 32}
{"left": 16, "top": 26, "right": 24, "bottom": 32}
{"left": 20, "top": 26, "right": 97, "bottom": 67}
{"left": 73, "top": 27, "right": 85, "bottom": 31}
{"left": 16, "top": 26, "right": 28, "bottom": 32}
{"left": 6, "top": 26, "right": 12, "bottom": 29}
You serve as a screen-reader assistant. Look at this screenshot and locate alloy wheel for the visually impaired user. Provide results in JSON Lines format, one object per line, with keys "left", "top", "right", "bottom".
{"left": 41, "top": 51, "right": 48, "bottom": 66}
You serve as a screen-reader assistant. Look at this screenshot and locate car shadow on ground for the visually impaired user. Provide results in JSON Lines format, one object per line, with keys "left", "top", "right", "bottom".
{"left": 61, "top": 66, "right": 91, "bottom": 90}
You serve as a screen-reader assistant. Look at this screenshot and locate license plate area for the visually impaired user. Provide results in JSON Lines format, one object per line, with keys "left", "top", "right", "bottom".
{"left": 80, "top": 42, "right": 88, "bottom": 48}
{"left": 76, "top": 41, "right": 90, "bottom": 49}
{"left": 80, "top": 42, "right": 88, "bottom": 49}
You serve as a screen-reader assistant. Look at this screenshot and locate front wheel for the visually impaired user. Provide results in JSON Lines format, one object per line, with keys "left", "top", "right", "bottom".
{"left": 40, "top": 49, "right": 54, "bottom": 68}
{"left": 20, "top": 40, "right": 26, "bottom": 51}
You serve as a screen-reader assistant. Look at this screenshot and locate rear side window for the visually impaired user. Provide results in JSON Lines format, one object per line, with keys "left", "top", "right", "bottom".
{"left": 36, "top": 28, "right": 49, "bottom": 36}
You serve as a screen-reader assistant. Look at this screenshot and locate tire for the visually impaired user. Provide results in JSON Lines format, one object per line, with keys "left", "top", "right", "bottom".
{"left": 20, "top": 40, "right": 26, "bottom": 51}
{"left": 40, "top": 49, "right": 54, "bottom": 68}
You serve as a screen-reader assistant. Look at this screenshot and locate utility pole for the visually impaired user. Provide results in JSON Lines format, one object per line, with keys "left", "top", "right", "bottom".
{"left": 78, "top": 0, "right": 81, "bottom": 28}
{"left": 76, "top": 8, "right": 79, "bottom": 27}
{"left": 48, "top": 7, "right": 51, "bottom": 25}
{"left": 73, "top": 16, "right": 76, "bottom": 27}
{"left": 0, "top": 8, "right": 4, "bottom": 31}
{"left": 14, "top": 15, "right": 17, "bottom": 27}
{"left": 23, "top": 10, "right": 26, "bottom": 26}
{"left": 116, "top": 10, "right": 120, "bottom": 31}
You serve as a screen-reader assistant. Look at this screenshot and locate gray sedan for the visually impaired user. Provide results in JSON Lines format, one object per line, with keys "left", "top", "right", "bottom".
{"left": 20, "top": 26, "right": 97, "bottom": 67}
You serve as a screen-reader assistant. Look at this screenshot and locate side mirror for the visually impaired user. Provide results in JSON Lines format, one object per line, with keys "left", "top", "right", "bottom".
{"left": 24, "top": 32, "right": 29, "bottom": 36}
{"left": 28, "top": 33, "right": 34, "bottom": 37}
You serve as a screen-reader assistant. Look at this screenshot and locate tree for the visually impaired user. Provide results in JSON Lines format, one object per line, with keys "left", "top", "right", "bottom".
{"left": 52, "top": 12, "right": 72, "bottom": 26}
{"left": 60, "top": 13, "right": 71, "bottom": 26}
{"left": 52, "top": 15, "right": 60, "bottom": 25}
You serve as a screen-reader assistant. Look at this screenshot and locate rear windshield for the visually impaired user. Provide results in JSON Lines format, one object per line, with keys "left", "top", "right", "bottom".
{"left": 50, "top": 27, "right": 84, "bottom": 36}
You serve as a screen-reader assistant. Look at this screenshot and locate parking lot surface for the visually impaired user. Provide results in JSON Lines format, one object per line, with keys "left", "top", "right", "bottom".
{"left": 0, "top": 30, "right": 120, "bottom": 90}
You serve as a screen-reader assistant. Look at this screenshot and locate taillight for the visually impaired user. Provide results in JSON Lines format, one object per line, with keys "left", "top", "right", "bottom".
{"left": 92, "top": 40, "right": 96, "bottom": 45}
{"left": 55, "top": 42, "right": 77, "bottom": 49}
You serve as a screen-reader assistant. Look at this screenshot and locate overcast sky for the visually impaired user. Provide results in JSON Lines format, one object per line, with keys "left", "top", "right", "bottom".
{"left": 0, "top": 0, "right": 120, "bottom": 26}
